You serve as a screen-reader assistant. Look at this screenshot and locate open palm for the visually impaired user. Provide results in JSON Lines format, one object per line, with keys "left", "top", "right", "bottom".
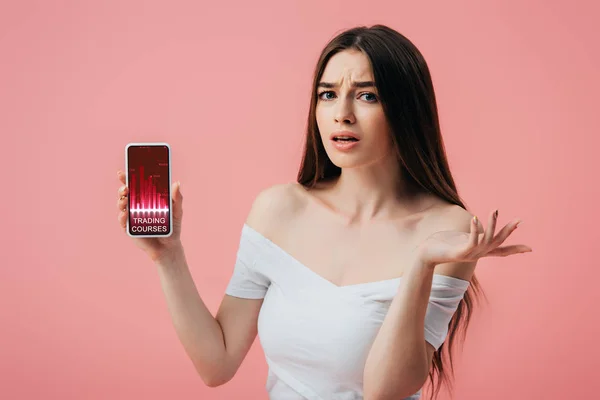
{"left": 417, "top": 209, "right": 533, "bottom": 266}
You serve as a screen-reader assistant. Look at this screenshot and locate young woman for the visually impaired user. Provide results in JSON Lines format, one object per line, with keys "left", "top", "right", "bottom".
{"left": 116, "top": 24, "right": 531, "bottom": 400}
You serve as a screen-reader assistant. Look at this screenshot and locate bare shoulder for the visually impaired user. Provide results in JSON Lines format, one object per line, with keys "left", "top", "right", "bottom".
{"left": 245, "top": 182, "right": 305, "bottom": 235}
{"left": 421, "top": 203, "right": 478, "bottom": 281}
{"left": 422, "top": 203, "right": 474, "bottom": 232}
{"left": 429, "top": 204, "right": 473, "bottom": 228}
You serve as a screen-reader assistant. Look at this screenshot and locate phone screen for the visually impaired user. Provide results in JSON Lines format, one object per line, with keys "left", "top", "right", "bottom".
{"left": 126, "top": 144, "right": 172, "bottom": 237}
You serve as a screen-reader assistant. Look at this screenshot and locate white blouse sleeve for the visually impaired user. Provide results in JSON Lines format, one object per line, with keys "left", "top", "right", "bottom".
{"left": 424, "top": 274, "right": 471, "bottom": 351}
{"left": 225, "top": 224, "right": 271, "bottom": 299}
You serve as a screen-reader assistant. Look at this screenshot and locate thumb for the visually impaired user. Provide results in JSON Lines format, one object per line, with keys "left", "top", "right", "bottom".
{"left": 172, "top": 181, "right": 183, "bottom": 219}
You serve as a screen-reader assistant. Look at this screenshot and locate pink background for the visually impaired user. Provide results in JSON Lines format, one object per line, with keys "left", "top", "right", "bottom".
{"left": 1, "top": 1, "right": 598, "bottom": 399}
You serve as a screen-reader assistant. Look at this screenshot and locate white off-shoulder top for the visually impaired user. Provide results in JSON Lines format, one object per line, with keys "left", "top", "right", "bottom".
{"left": 225, "top": 223, "right": 470, "bottom": 400}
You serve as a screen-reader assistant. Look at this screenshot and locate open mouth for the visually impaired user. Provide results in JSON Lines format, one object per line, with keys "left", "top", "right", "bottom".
{"left": 332, "top": 137, "right": 359, "bottom": 142}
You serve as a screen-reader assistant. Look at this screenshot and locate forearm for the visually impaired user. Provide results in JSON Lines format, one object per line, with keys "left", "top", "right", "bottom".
{"left": 154, "top": 245, "right": 227, "bottom": 385}
{"left": 364, "top": 258, "right": 435, "bottom": 399}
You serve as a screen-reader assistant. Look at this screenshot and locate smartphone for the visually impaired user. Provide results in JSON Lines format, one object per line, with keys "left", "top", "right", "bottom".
{"left": 125, "top": 142, "right": 173, "bottom": 238}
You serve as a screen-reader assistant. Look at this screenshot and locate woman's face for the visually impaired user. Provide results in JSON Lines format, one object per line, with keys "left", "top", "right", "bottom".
{"left": 316, "top": 49, "right": 394, "bottom": 169}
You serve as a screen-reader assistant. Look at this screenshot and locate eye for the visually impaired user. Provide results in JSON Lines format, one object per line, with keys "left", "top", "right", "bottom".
{"left": 317, "top": 91, "right": 378, "bottom": 103}
{"left": 317, "top": 91, "right": 336, "bottom": 100}
{"left": 360, "top": 92, "right": 378, "bottom": 102}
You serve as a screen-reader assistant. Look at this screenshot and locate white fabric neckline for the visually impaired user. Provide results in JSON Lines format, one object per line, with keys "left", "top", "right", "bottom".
{"left": 242, "top": 223, "right": 470, "bottom": 291}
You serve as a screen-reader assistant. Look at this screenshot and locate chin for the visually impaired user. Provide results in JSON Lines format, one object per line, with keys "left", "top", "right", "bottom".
{"left": 327, "top": 149, "right": 395, "bottom": 171}
{"left": 326, "top": 153, "right": 366, "bottom": 169}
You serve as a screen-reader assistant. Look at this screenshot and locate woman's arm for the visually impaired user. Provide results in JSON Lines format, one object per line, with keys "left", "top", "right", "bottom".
{"left": 154, "top": 246, "right": 263, "bottom": 387}
{"left": 154, "top": 246, "right": 226, "bottom": 385}
{"left": 153, "top": 183, "right": 292, "bottom": 387}
{"left": 363, "top": 211, "right": 477, "bottom": 399}
{"left": 363, "top": 259, "right": 436, "bottom": 399}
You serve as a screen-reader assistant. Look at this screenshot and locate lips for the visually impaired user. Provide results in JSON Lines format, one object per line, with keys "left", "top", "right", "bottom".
{"left": 329, "top": 131, "right": 361, "bottom": 151}
{"left": 330, "top": 131, "right": 360, "bottom": 141}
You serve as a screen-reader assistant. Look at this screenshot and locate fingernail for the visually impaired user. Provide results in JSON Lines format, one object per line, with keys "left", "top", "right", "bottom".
{"left": 473, "top": 216, "right": 478, "bottom": 224}
{"left": 494, "top": 209, "right": 498, "bottom": 218}
{"left": 515, "top": 220, "right": 522, "bottom": 228}
{"left": 177, "top": 181, "right": 181, "bottom": 189}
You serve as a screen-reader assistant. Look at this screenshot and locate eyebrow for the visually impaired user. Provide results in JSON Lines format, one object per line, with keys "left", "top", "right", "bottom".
{"left": 317, "top": 80, "right": 376, "bottom": 89}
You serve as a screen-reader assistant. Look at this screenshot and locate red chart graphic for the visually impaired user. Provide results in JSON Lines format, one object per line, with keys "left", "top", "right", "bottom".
{"left": 129, "top": 166, "right": 169, "bottom": 213}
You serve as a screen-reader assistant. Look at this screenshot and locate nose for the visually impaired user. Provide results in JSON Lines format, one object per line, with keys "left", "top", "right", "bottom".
{"left": 334, "top": 98, "right": 356, "bottom": 125}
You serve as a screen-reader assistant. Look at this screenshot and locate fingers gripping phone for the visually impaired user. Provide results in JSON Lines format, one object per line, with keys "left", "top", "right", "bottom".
{"left": 125, "top": 142, "right": 173, "bottom": 238}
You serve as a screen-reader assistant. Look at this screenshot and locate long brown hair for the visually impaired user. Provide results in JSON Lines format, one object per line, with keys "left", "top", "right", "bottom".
{"left": 296, "top": 24, "right": 486, "bottom": 400}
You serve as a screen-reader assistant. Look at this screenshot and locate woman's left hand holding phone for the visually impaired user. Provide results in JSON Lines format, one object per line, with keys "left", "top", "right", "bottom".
{"left": 116, "top": 170, "right": 184, "bottom": 265}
